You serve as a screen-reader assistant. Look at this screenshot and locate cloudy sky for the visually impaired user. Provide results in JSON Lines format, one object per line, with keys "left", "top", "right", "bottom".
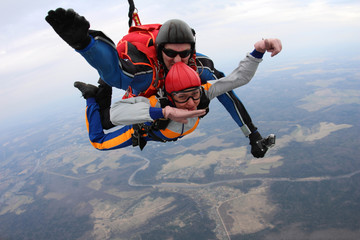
{"left": 1, "top": 0, "right": 359, "bottom": 127}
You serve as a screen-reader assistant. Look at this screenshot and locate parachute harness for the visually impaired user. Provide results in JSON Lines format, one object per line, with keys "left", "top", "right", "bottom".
{"left": 125, "top": 0, "right": 207, "bottom": 150}
{"left": 131, "top": 94, "right": 175, "bottom": 150}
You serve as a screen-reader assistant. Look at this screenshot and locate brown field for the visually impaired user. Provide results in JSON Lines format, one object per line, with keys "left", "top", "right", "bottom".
{"left": 218, "top": 185, "right": 276, "bottom": 236}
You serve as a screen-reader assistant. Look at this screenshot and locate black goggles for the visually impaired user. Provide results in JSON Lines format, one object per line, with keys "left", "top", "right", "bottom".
{"left": 162, "top": 48, "right": 192, "bottom": 58}
{"left": 171, "top": 87, "right": 202, "bottom": 103}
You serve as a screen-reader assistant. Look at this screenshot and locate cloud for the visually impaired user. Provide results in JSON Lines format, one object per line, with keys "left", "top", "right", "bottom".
{"left": 298, "top": 88, "right": 360, "bottom": 112}
{"left": 1, "top": 0, "right": 360, "bottom": 124}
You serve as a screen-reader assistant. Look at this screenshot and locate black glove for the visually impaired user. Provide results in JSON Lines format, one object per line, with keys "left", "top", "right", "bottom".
{"left": 249, "top": 131, "right": 268, "bottom": 158}
{"left": 45, "top": 8, "right": 91, "bottom": 50}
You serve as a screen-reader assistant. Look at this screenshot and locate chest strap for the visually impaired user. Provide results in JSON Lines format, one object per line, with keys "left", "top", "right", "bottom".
{"left": 131, "top": 94, "right": 172, "bottom": 150}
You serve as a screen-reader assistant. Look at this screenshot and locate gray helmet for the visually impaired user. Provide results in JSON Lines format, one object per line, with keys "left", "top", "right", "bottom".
{"left": 156, "top": 19, "right": 196, "bottom": 63}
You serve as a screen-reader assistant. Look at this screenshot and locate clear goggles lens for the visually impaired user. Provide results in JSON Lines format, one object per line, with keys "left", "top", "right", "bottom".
{"left": 171, "top": 87, "right": 202, "bottom": 103}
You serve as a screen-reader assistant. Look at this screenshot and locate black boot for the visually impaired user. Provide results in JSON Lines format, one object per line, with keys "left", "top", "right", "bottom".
{"left": 96, "top": 79, "right": 112, "bottom": 109}
{"left": 74, "top": 81, "right": 98, "bottom": 99}
{"left": 96, "top": 79, "right": 115, "bottom": 130}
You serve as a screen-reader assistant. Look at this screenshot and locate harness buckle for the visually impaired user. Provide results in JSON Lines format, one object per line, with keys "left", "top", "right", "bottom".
{"left": 132, "top": 9, "right": 142, "bottom": 26}
{"left": 131, "top": 124, "right": 148, "bottom": 150}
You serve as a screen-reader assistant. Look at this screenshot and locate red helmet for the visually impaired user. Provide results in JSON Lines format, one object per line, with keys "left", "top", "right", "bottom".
{"left": 165, "top": 62, "right": 201, "bottom": 95}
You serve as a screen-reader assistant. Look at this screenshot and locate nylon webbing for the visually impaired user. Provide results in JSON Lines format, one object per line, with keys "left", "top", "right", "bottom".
{"left": 127, "top": 0, "right": 141, "bottom": 27}
{"left": 128, "top": 0, "right": 135, "bottom": 27}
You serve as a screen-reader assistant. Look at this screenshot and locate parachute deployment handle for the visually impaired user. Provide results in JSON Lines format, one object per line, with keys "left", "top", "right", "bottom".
{"left": 128, "top": 0, "right": 142, "bottom": 27}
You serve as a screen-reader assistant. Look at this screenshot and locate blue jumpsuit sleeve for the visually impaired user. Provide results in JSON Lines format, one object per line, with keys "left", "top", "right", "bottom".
{"left": 216, "top": 91, "right": 253, "bottom": 136}
{"left": 76, "top": 36, "right": 133, "bottom": 90}
{"left": 197, "top": 52, "right": 261, "bottom": 137}
{"left": 76, "top": 36, "right": 155, "bottom": 94}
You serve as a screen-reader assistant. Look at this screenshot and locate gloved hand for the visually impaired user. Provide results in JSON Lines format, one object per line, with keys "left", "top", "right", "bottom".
{"left": 163, "top": 106, "right": 206, "bottom": 124}
{"left": 45, "top": 8, "right": 91, "bottom": 50}
{"left": 249, "top": 131, "right": 268, "bottom": 158}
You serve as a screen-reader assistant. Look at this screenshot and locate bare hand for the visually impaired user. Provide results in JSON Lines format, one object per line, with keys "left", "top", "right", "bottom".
{"left": 254, "top": 38, "right": 282, "bottom": 57}
{"left": 163, "top": 106, "right": 206, "bottom": 124}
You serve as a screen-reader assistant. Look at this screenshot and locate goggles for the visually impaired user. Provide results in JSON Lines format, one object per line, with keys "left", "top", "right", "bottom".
{"left": 171, "top": 87, "right": 202, "bottom": 103}
{"left": 162, "top": 48, "right": 192, "bottom": 58}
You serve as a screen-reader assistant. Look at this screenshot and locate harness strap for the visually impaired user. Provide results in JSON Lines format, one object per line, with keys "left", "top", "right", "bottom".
{"left": 131, "top": 121, "right": 174, "bottom": 150}
{"left": 131, "top": 95, "right": 172, "bottom": 150}
{"left": 131, "top": 42, "right": 156, "bottom": 58}
{"left": 197, "top": 87, "right": 210, "bottom": 118}
{"left": 130, "top": 88, "right": 209, "bottom": 150}
{"left": 131, "top": 124, "right": 147, "bottom": 150}
{"left": 127, "top": 0, "right": 135, "bottom": 27}
{"left": 128, "top": 0, "right": 142, "bottom": 27}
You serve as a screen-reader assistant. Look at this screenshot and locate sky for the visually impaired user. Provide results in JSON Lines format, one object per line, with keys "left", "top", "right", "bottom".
{"left": 0, "top": 0, "right": 360, "bottom": 128}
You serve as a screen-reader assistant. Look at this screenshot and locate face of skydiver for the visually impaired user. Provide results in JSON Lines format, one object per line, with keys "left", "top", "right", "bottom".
{"left": 162, "top": 43, "right": 192, "bottom": 71}
{"left": 165, "top": 62, "right": 201, "bottom": 111}
{"left": 172, "top": 87, "right": 201, "bottom": 111}
{"left": 156, "top": 19, "right": 195, "bottom": 70}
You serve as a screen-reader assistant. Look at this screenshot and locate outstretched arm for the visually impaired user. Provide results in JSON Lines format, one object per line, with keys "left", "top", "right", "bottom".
{"left": 45, "top": 8, "right": 91, "bottom": 50}
{"left": 46, "top": 8, "right": 149, "bottom": 91}
{"left": 197, "top": 38, "right": 282, "bottom": 158}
